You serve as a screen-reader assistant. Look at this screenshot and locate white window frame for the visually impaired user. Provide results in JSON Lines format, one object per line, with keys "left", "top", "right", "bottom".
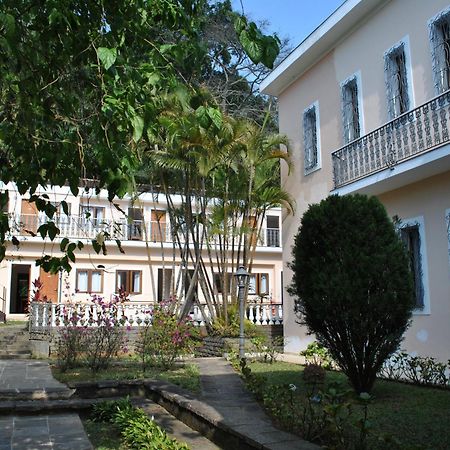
{"left": 302, "top": 101, "right": 321, "bottom": 175}
{"left": 340, "top": 71, "right": 364, "bottom": 144}
{"left": 116, "top": 270, "right": 142, "bottom": 295}
{"left": 428, "top": 6, "right": 450, "bottom": 95}
{"left": 75, "top": 269, "right": 103, "bottom": 294}
{"left": 384, "top": 36, "right": 415, "bottom": 120}
{"left": 398, "top": 216, "right": 430, "bottom": 315}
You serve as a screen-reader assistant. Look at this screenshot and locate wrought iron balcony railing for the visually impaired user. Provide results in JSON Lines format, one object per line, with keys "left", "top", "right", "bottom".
{"left": 332, "top": 90, "right": 450, "bottom": 189}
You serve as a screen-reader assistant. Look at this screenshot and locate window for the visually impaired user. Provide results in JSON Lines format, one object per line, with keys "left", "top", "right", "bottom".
{"left": 341, "top": 76, "right": 361, "bottom": 143}
{"left": 116, "top": 270, "right": 142, "bottom": 294}
{"left": 151, "top": 210, "right": 167, "bottom": 242}
{"left": 266, "top": 216, "right": 280, "bottom": 247}
{"left": 400, "top": 225, "right": 424, "bottom": 310}
{"left": 80, "top": 205, "right": 105, "bottom": 226}
{"left": 76, "top": 269, "right": 103, "bottom": 293}
{"left": 249, "top": 273, "right": 270, "bottom": 296}
{"left": 303, "top": 103, "right": 320, "bottom": 173}
{"left": 430, "top": 8, "right": 450, "bottom": 94}
{"left": 56, "top": 202, "right": 71, "bottom": 216}
{"left": 213, "top": 272, "right": 269, "bottom": 296}
{"left": 128, "top": 207, "right": 143, "bottom": 240}
{"left": 385, "top": 42, "right": 410, "bottom": 118}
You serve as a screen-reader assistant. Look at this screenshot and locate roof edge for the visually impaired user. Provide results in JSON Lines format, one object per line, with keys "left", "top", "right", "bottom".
{"left": 260, "top": 0, "right": 388, "bottom": 97}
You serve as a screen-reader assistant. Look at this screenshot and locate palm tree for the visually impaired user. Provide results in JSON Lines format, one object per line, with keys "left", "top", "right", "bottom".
{"left": 138, "top": 93, "right": 294, "bottom": 326}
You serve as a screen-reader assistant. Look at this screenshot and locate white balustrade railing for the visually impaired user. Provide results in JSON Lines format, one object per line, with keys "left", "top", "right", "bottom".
{"left": 29, "top": 301, "right": 283, "bottom": 332}
{"left": 11, "top": 214, "right": 281, "bottom": 248}
{"left": 247, "top": 303, "right": 283, "bottom": 325}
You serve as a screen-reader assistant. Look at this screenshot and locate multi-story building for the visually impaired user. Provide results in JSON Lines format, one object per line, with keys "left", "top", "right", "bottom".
{"left": 0, "top": 183, "right": 283, "bottom": 323}
{"left": 261, "top": 0, "right": 450, "bottom": 361}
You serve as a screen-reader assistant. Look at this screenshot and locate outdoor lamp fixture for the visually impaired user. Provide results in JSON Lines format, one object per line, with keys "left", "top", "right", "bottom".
{"left": 235, "top": 266, "right": 249, "bottom": 359}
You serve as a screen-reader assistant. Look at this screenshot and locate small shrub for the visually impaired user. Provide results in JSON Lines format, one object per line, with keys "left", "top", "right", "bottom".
{"left": 378, "top": 351, "right": 409, "bottom": 381}
{"left": 138, "top": 299, "right": 197, "bottom": 371}
{"left": 379, "top": 351, "right": 450, "bottom": 387}
{"left": 251, "top": 335, "right": 284, "bottom": 363}
{"left": 303, "top": 363, "right": 326, "bottom": 387}
{"left": 92, "top": 397, "right": 133, "bottom": 423}
{"left": 211, "top": 304, "right": 258, "bottom": 338}
{"left": 56, "top": 295, "right": 128, "bottom": 373}
{"left": 84, "top": 325, "right": 125, "bottom": 373}
{"left": 300, "top": 341, "right": 334, "bottom": 370}
{"left": 403, "top": 355, "right": 449, "bottom": 386}
{"left": 56, "top": 326, "right": 84, "bottom": 371}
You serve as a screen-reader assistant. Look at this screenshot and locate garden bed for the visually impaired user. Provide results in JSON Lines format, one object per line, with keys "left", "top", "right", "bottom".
{"left": 51, "top": 361, "right": 201, "bottom": 393}
{"left": 245, "top": 361, "right": 450, "bottom": 450}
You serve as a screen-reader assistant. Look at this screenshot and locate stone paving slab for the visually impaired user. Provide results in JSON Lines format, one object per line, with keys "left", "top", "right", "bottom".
{"left": 0, "top": 414, "right": 92, "bottom": 450}
{"left": 0, "top": 360, "right": 73, "bottom": 401}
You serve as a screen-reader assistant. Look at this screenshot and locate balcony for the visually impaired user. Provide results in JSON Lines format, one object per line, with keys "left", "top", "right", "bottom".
{"left": 10, "top": 214, "right": 281, "bottom": 248}
{"left": 332, "top": 91, "right": 450, "bottom": 193}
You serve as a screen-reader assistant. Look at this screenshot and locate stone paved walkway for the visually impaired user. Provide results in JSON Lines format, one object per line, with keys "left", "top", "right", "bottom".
{"left": 0, "top": 361, "right": 73, "bottom": 399}
{"left": 0, "top": 360, "right": 91, "bottom": 450}
{"left": 0, "top": 414, "right": 92, "bottom": 450}
{"left": 195, "top": 357, "right": 319, "bottom": 450}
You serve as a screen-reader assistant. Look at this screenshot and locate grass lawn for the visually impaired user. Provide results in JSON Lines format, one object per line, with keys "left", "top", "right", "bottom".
{"left": 83, "top": 419, "right": 126, "bottom": 450}
{"left": 0, "top": 320, "right": 27, "bottom": 327}
{"left": 52, "top": 361, "right": 201, "bottom": 392}
{"left": 248, "top": 361, "right": 450, "bottom": 450}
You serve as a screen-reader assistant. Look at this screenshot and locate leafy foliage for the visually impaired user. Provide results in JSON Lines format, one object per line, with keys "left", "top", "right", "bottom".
{"left": 379, "top": 351, "right": 450, "bottom": 387}
{"left": 300, "top": 341, "right": 335, "bottom": 370}
{"left": 55, "top": 295, "right": 127, "bottom": 372}
{"left": 138, "top": 299, "right": 197, "bottom": 371}
{"left": 236, "top": 359, "right": 374, "bottom": 450}
{"left": 0, "top": 0, "right": 281, "bottom": 271}
{"left": 92, "top": 398, "right": 189, "bottom": 450}
{"left": 288, "top": 195, "right": 414, "bottom": 393}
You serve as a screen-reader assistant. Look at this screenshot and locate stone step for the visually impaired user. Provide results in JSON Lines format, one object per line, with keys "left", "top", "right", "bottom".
{"left": 0, "top": 386, "right": 74, "bottom": 401}
{"left": 0, "top": 348, "right": 31, "bottom": 354}
{"left": 0, "top": 353, "right": 32, "bottom": 360}
{"left": 4, "top": 343, "right": 32, "bottom": 350}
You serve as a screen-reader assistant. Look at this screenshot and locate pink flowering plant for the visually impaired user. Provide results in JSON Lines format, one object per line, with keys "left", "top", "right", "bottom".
{"left": 138, "top": 298, "right": 198, "bottom": 371}
{"left": 56, "top": 294, "right": 128, "bottom": 373}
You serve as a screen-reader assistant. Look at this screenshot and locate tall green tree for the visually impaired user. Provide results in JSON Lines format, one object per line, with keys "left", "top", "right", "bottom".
{"left": 288, "top": 195, "right": 414, "bottom": 393}
{"left": 0, "top": 0, "right": 280, "bottom": 270}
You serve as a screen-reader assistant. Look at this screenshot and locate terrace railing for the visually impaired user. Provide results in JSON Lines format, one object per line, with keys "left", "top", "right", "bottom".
{"left": 332, "top": 90, "right": 450, "bottom": 189}
{"left": 11, "top": 215, "right": 281, "bottom": 248}
{"left": 29, "top": 301, "right": 283, "bottom": 331}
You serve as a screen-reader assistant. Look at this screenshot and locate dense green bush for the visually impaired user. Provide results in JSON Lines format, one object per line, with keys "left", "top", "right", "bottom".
{"left": 288, "top": 194, "right": 414, "bottom": 393}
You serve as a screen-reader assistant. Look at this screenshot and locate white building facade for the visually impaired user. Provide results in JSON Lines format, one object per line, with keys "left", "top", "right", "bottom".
{"left": 0, "top": 183, "right": 283, "bottom": 322}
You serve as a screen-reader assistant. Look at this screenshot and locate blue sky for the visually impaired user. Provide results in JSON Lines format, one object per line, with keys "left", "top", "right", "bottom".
{"left": 231, "top": 0, "right": 346, "bottom": 47}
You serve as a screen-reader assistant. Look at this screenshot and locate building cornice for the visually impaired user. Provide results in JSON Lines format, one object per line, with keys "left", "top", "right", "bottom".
{"left": 260, "top": 0, "right": 389, "bottom": 97}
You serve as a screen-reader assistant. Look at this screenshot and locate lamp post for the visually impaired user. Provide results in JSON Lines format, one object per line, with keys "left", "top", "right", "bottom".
{"left": 235, "top": 266, "right": 249, "bottom": 359}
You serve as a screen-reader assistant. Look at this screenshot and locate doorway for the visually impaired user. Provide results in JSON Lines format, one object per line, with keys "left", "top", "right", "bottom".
{"left": 10, "top": 264, "right": 31, "bottom": 313}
